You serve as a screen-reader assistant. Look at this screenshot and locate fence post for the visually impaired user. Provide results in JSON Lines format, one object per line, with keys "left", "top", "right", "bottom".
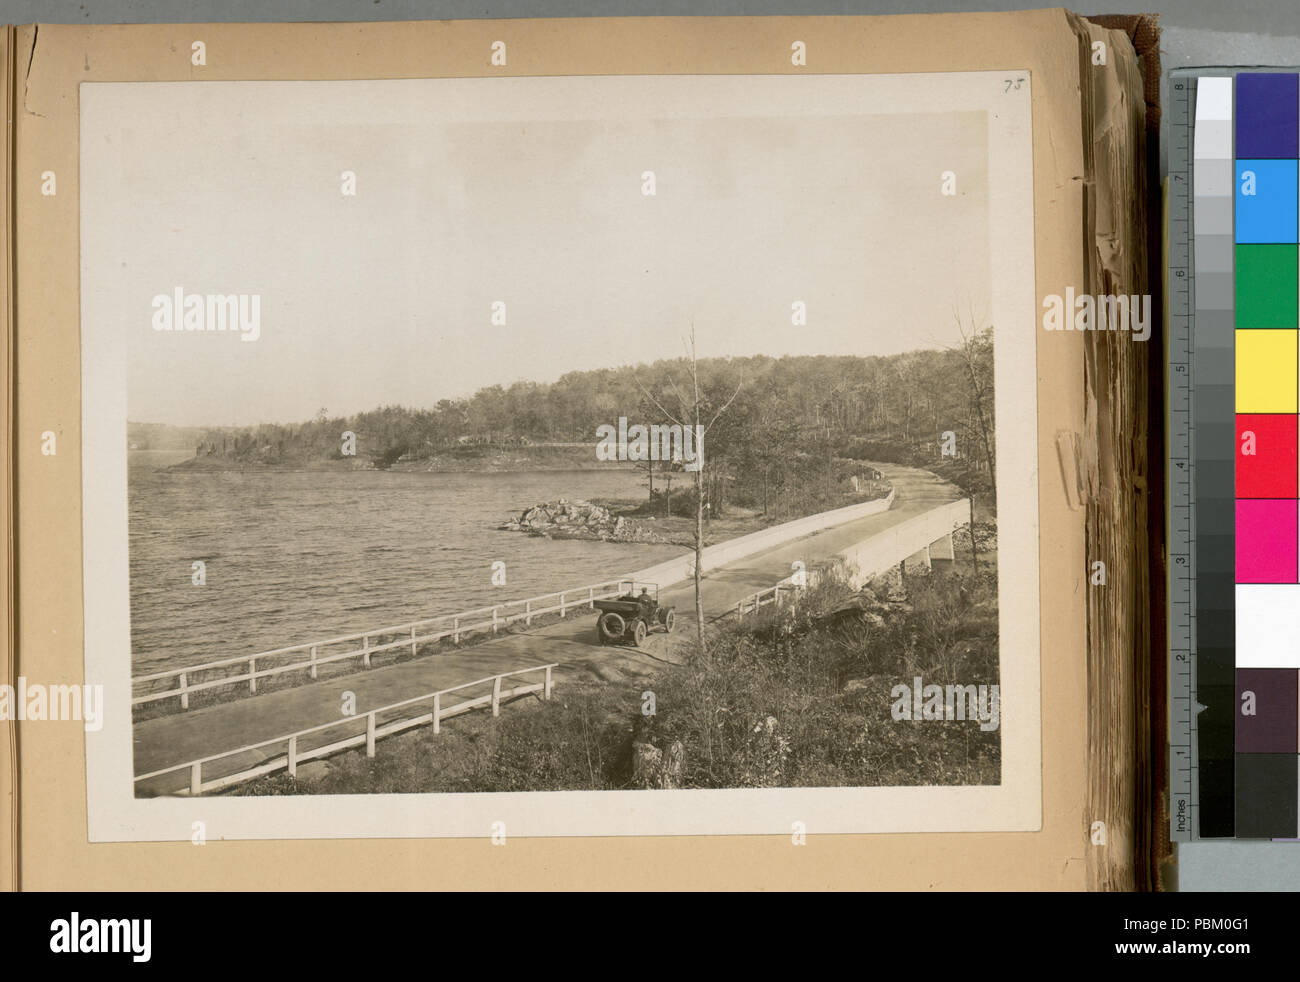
{"left": 189, "top": 762, "right": 202, "bottom": 796}
{"left": 366, "top": 712, "right": 376, "bottom": 757}
{"left": 544, "top": 665, "right": 553, "bottom": 700}
{"left": 410, "top": 624, "right": 418, "bottom": 657}
{"left": 453, "top": 617, "right": 460, "bottom": 644}
{"left": 775, "top": 585, "right": 782, "bottom": 607}
{"left": 492, "top": 607, "right": 499, "bottom": 634}
{"left": 179, "top": 671, "right": 189, "bottom": 710}
{"left": 288, "top": 735, "right": 297, "bottom": 778}
{"left": 526, "top": 600, "right": 532, "bottom": 626}
{"left": 968, "top": 499, "right": 978, "bottom": 572}
{"left": 249, "top": 657, "right": 257, "bottom": 694}
{"left": 588, "top": 586, "right": 594, "bottom": 609}
{"left": 559, "top": 592, "right": 566, "bottom": 618}
{"left": 309, "top": 645, "right": 318, "bottom": 680}
{"left": 363, "top": 636, "right": 372, "bottom": 669}
{"left": 492, "top": 676, "right": 502, "bottom": 717}
{"left": 433, "top": 693, "right": 441, "bottom": 734}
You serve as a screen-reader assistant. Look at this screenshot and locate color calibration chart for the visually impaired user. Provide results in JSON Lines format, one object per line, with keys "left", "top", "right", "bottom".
{"left": 1172, "top": 70, "right": 1300, "bottom": 839}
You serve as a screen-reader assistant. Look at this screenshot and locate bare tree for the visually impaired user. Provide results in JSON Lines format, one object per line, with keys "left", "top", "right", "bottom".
{"left": 951, "top": 301, "right": 996, "bottom": 510}
{"left": 635, "top": 325, "right": 744, "bottom": 655}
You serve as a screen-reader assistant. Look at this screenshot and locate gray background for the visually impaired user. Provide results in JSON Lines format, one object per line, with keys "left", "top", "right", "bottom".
{"left": 7, "top": 0, "right": 1299, "bottom": 891}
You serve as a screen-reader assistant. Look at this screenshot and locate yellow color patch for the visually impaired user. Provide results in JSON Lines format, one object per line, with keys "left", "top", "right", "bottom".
{"left": 1237, "top": 330, "right": 1299, "bottom": 413}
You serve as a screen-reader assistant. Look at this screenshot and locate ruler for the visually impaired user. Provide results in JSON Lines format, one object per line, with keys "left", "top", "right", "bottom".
{"left": 1167, "top": 70, "right": 1197, "bottom": 842}
{"left": 1166, "top": 69, "right": 1283, "bottom": 841}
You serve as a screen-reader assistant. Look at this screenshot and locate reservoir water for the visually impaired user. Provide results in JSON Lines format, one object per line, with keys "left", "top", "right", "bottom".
{"left": 127, "top": 451, "right": 686, "bottom": 675}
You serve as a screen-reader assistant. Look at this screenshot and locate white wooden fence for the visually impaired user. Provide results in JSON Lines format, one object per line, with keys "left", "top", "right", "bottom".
{"left": 132, "top": 579, "right": 653, "bottom": 710}
{"left": 133, "top": 663, "right": 558, "bottom": 796}
{"left": 134, "top": 488, "right": 907, "bottom": 711}
{"left": 734, "top": 580, "right": 805, "bottom": 618}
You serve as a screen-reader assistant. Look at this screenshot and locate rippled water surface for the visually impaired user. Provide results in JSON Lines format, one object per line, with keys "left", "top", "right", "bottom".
{"left": 127, "top": 452, "right": 685, "bottom": 674}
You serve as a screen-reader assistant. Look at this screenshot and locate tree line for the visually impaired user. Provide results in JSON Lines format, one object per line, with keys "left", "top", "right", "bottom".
{"left": 187, "top": 328, "right": 996, "bottom": 511}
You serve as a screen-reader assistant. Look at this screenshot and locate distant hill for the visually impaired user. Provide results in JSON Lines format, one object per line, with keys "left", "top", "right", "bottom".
{"left": 153, "top": 336, "right": 997, "bottom": 515}
{"left": 167, "top": 442, "right": 634, "bottom": 473}
{"left": 127, "top": 421, "right": 226, "bottom": 451}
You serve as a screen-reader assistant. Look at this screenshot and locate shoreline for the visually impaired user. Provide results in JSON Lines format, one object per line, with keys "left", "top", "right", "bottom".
{"left": 157, "top": 461, "right": 641, "bottom": 475}
{"left": 157, "top": 443, "right": 638, "bottom": 475}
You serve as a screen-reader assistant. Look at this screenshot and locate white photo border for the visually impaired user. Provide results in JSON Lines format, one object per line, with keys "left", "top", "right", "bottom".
{"left": 81, "top": 71, "right": 1039, "bottom": 841}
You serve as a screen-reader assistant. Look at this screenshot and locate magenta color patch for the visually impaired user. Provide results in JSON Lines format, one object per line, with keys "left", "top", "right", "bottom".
{"left": 1237, "top": 499, "right": 1299, "bottom": 583}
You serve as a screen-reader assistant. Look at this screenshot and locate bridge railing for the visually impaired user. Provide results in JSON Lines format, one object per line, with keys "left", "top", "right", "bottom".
{"left": 132, "top": 579, "right": 655, "bottom": 710}
{"left": 733, "top": 499, "right": 971, "bottom": 618}
{"left": 733, "top": 579, "right": 812, "bottom": 618}
{"left": 133, "top": 662, "right": 559, "bottom": 796}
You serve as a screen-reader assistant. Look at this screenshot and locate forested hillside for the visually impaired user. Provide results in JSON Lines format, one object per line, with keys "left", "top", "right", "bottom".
{"left": 154, "top": 329, "right": 996, "bottom": 514}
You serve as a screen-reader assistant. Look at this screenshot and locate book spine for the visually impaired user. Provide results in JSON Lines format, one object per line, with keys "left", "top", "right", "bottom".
{"left": 1072, "top": 13, "right": 1157, "bottom": 892}
{"left": 1, "top": 22, "right": 17, "bottom": 894}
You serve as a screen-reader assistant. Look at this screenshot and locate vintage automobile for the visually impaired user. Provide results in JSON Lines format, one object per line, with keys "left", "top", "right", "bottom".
{"left": 593, "top": 587, "right": 675, "bottom": 646}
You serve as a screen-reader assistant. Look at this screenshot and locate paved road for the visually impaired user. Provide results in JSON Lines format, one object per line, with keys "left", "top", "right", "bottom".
{"left": 132, "top": 462, "right": 963, "bottom": 791}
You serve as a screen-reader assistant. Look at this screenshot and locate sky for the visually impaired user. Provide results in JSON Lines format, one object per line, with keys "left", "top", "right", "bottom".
{"left": 80, "top": 75, "right": 992, "bottom": 427}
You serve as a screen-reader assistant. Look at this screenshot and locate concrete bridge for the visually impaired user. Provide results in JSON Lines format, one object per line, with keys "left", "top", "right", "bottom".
{"left": 132, "top": 462, "right": 969, "bottom": 792}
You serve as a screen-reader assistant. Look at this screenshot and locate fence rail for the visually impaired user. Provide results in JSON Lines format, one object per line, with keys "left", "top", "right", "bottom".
{"left": 134, "top": 663, "right": 559, "bottom": 796}
{"left": 733, "top": 579, "right": 810, "bottom": 618}
{"left": 132, "top": 579, "right": 654, "bottom": 710}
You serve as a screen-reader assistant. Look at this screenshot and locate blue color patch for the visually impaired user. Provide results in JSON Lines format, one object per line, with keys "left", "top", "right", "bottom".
{"left": 1237, "top": 159, "right": 1298, "bottom": 243}
{"left": 1237, "top": 73, "right": 1300, "bottom": 159}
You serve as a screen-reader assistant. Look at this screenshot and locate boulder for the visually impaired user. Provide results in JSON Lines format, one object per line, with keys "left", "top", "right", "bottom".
{"left": 500, "top": 498, "right": 663, "bottom": 544}
{"left": 631, "top": 739, "right": 685, "bottom": 789}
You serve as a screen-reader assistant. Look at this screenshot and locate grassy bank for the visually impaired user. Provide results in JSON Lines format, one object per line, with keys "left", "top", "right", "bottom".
{"left": 231, "top": 541, "right": 1000, "bottom": 796}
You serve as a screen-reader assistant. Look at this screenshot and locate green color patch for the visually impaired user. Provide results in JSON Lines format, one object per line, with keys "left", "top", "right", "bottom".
{"left": 1236, "top": 244, "right": 1299, "bottom": 329}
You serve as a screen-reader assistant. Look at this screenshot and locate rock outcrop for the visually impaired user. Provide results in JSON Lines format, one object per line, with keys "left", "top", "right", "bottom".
{"left": 498, "top": 498, "right": 668, "bottom": 543}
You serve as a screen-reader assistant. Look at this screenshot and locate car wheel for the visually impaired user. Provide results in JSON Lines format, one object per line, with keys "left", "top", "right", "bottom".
{"left": 599, "top": 611, "right": 626, "bottom": 642}
{"left": 662, "top": 609, "right": 675, "bottom": 633}
{"left": 633, "top": 620, "right": 647, "bottom": 646}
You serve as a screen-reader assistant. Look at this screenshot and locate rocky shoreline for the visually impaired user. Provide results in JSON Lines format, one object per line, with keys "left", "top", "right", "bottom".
{"left": 498, "top": 498, "right": 672, "bottom": 544}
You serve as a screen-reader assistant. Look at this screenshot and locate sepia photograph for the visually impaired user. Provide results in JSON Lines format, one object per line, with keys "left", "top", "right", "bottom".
{"left": 79, "top": 71, "right": 1041, "bottom": 839}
